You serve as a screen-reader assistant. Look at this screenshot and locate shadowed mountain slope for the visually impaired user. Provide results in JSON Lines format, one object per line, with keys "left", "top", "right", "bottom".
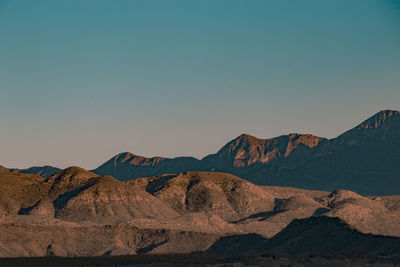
{"left": 333, "top": 109, "right": 400, "bottom": 145}
{"left": 207, "top": 216, "right": 400, "bottom": 256}
{"left": 265, "top": 110, "right": 400, "bottom": 195}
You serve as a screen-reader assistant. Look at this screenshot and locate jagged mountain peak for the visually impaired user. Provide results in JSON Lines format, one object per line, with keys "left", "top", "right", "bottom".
{"left": 335, "top": 109, "right": 400, "bottom": 143}
{"left": 356, "top": 110, "right": 400, "bottom": 130}
{"left": 217, "top": 134, "right": 264, "bottom": 157}
{"left": 208, "top": 133, "right": 326, "bottom": 168}
{"left": 234, "top": 133, "right": 261, "bottom": 142}
{"left": 112, "top": 152, "right": 165, "bottom": 166}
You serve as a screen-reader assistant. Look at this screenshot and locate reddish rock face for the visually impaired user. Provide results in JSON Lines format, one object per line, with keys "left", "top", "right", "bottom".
{"left": 113, "top": 152, "right": 166, "bottom": 167}
{"left": 212, "top": 133, "right": 326, "bottom": 168}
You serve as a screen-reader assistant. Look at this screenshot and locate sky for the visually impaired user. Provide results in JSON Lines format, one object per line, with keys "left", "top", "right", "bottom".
{"left": 0, "top": 0, "right": 400, "bottom": 169}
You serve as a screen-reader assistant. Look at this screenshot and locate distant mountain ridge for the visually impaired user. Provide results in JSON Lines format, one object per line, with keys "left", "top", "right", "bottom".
{"left": 95, "top": 152, "right": 200, "bottom": 180}
{"left": 3, "top": 110, "right": 399, "bottom": 195}
{"left": 93, "top": 132, "right": 327, "bottom": 181}
{"left": 0, "top": 165, "right": 60, "bottom": 178}
{"left": 92, "top": 110, "right": 400, "bottom": 195}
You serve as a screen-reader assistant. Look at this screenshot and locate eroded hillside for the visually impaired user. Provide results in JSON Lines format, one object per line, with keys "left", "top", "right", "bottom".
{"left": 0, "top": 169, "right": 400, "bottom": 257}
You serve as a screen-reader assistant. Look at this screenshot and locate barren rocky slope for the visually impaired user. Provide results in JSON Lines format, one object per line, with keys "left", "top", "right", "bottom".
{"left": 0, "top": 168, "right": 399, "bottom": 257}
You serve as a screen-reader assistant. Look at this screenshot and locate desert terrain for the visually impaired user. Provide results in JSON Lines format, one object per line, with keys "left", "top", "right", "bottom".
{"left": 0, "top": 168, "right": 399, "bottom": 261}
{"left": 0, "top": 111, "right": 399, "bottom": 266}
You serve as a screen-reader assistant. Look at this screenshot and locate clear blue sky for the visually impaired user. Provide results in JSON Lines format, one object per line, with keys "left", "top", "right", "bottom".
{"left": 0, "top": 0, "right": 399, "bottom": 169}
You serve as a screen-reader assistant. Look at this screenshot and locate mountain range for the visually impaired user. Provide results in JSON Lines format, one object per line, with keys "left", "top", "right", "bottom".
{"left": 1, "top": 110, "right": 400, "bottom": 258}
{"left": 2, "top": 110, "right": 399, "bottom": 195}
{"left": 93, "top": 109, "right": 400, "bottom": 195}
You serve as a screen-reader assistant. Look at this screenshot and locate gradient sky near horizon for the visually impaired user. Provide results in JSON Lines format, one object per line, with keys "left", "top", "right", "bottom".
{"left": 1, "top": 0, "right": 400, "bottom": 169}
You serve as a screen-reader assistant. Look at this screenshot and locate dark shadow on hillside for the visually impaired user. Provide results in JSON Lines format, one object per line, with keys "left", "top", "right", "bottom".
{"left": 231, "top": 210, "right": 285, "bottom": 223}
{"left": 207, "top": 216, "right": 400, "bottom": 256}
{"left": 206, "top": 233, "right": 269, "bottom": 255}
{"left": 312, "top": 207, "right": 330, "bottom": 216}
{"left": 18, "top": 201, "right": 40, "bottom": 215}
{"left": 146, "top": 175, "right": 176, "bottom": 194}
{"left": 136, "top": 240, "right": 168, "bottom": 254}
{"left": 53, "top": 181, "right": 97, "bottom": 211}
